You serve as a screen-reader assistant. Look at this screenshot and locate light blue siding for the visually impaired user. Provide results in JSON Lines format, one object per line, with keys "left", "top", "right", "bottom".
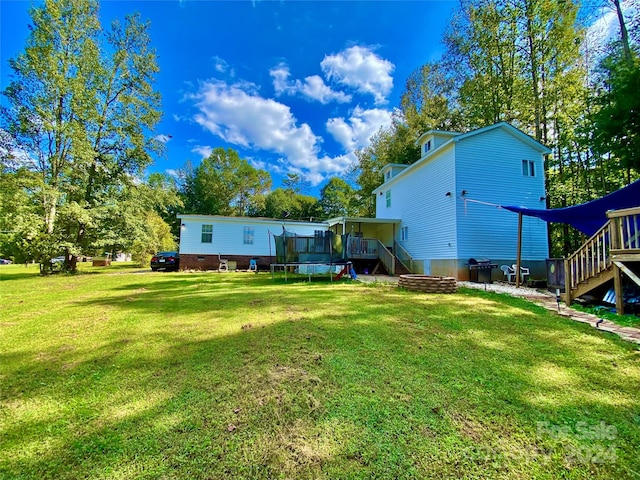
{"left": 377, "top": 144, "right": 458, "bottom": 261}
{"left": 454, "top": 127, "right": 549, "bottom": 260}
{"left": 178, "top": 216, "right": 328, "bottom": 256}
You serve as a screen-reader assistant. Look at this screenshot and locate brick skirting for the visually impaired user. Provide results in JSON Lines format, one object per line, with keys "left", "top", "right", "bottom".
{"left": 180, "top": 254, "right": 273, "bottom": 271}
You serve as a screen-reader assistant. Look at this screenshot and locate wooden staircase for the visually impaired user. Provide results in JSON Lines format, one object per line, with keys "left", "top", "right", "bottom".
{"left": 564, "top": 207, "right": 640, "bottom": 314}
{"left": 372, "top": 240, "right": 414, "bottom": 276}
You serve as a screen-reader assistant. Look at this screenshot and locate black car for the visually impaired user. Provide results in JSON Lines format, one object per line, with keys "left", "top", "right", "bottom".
{"left": 151, "top": 251, "right": 180, "bottom": 271}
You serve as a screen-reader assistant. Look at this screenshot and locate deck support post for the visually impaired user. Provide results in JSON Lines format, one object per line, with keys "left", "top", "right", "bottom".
{"left": 613, "top": 261, "right": 624, "bottom": 315}
{"left": 516, "top": 212, "right": 523, "bottom": 288}
{"left": 564, "top": 258, "right": 572, "bottom": 306}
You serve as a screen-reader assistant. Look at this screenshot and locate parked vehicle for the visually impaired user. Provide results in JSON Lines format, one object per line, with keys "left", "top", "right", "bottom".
{"left": 150, "top": 251, "right": 180, "bottom": 271}
{"left": 0, "top": 258, "right": 12, "bottom": 264}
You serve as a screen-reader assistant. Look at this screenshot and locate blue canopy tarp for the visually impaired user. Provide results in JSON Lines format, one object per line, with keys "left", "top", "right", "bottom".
{"left": 502, "top": 179, "right": 640, "bottom": 237}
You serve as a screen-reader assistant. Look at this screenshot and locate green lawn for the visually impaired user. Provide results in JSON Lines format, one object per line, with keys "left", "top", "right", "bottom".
{"left": 1, "top": 264, "right": 639, "bottom": 479}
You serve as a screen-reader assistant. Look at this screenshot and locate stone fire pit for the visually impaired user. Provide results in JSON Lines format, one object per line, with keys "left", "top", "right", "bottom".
{"left": 398, "top": 274, "right": 457, "bottom": 293}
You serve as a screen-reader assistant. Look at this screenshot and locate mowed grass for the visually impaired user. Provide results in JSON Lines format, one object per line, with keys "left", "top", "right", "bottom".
{"left": 1, "top": 264, "right": 639, "bottom": 479}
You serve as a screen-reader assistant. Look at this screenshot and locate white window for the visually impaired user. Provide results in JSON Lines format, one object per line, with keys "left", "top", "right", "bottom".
{"left": 424, "top": 140, "right": 431, "bottom": 155}
{"left": 386, "top": 190, "right": 391, "bottom": 208}
{"left": 522, "top": 160, "right": 535, "bottom": 177}
{"left": 201, "top": 224, "right": 213, "bottom": 243}
{"left": 401, "top": 226, "right": 409, "bottom": 241}
{"left": 386, "top": 171, "right": 391, "bottom": 180}
{"left": 243, "top": 226, "right": 254, "bottom": 245}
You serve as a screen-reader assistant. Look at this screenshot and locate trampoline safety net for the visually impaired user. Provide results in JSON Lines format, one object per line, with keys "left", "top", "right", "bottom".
{"left": 273, "top": 229, "right": 350, "bottom": 264}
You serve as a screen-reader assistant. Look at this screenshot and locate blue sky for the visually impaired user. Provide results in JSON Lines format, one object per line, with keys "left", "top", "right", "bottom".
{"left": 1, "top": 0, "right": 457, "bottom": 195}
{"left": 1, "top": 1, "right": 628, "bottom": 197}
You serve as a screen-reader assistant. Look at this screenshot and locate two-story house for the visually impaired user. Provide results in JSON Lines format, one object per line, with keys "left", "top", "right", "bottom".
{"left": 178, "top": 122, "right": 551, "bottom": 280}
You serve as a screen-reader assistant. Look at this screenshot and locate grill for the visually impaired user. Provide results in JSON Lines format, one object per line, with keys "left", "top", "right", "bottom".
{"left": 468, "top": 257, "right": 498, "bottom": 283}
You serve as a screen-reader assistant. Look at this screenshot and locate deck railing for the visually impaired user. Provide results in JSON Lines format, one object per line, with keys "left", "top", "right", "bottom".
{"left": 608, "top": 206, "right": 640, "bottom": 251}
{"left": 564, "top": 206, "right": 639, "bottom": 298}
{"left": 565, "top": 221, "right": 612, "bottom": 292}
{"left": 394, "top": 241, "right": 414, "bottom": 273}
{"left": 348, "top": 237, "right": 379, "bottom": 258}
{"left": 377, "top": 240, "right": 395, "bottom": 276}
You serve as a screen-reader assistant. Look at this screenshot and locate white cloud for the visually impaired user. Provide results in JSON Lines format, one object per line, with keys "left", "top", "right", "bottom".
{"left": 301, "top": 75, "right": 352, "bottom": 104}
{"left": 154, "top": 134, "right": 173, "bottom": 144}
{"left": 212, "top": 55, "right": 229, "bottom": 73}
{"left": 188, "top": 77, "right": 393, "bottom": 186}
{"left": 190, "top": 79, "right": 336, "bottom": 184}
{"left": 321, "top": 46, "right": 394, "bottom": 104}
{"left": 326, "top": 106, "right": 393, "bottom": 152}
{"left": 192, "top": 145, "right": 213, "bottom": 158}
{"left": 165, "top": 168, "right": 180, "bottom": 179}
{"left": 271, "top": 64, "right": 291, "bottom": 96}
{"left": 270, "top": 63, "right": 351, "bottom": 104}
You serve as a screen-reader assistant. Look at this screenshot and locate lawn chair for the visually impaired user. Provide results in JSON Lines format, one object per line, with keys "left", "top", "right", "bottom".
{"left": 500, "top": 264, "right": 516, "bottom": 283}
{"left": 218, "top": 253, "right": 229, "bottom": 272}
{"left": 248, "top": 259, "right": 258, "bottom": 272}
{"left": 513, "top": 264, "right": 530, "bottom": 284}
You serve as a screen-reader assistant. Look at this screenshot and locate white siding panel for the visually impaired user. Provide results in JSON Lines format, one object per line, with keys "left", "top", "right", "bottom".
{"left": 454, "top": 128, "right": 549, "bottom": 260}
{"left": 378, "top": 145, "right": 458, "bottom": 260}
{"left": 179, "top": 217, "right": 328, "bottom": 256}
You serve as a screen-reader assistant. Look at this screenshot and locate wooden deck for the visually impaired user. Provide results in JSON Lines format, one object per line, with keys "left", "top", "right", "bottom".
{"left": 564, "top": 206, "right": 640, "bottom": 314}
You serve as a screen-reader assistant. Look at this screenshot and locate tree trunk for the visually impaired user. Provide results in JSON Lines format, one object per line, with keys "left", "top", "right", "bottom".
{"left": 612, "top": 0, "right": 632, "bottom": 64}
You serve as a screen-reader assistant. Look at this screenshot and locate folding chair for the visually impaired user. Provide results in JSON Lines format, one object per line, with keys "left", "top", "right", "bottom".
{"left": 513, "top": 264, "right": 530, "bottom": 284}
{"left": 218, "top": 253, "right": 229, "bottom": 272}
{"left": 500, "top": 264, "right": 516, "bottom": 282}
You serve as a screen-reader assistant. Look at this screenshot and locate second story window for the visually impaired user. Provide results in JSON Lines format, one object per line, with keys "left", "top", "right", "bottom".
{"left": 424, "top": 140, "right": 431, "bottom": 155}
{"left": 386, "top": 190, "right": 391, "bottom": 208}
{"left": 522, "top": 160, "right": 535, "bottom": 177}
{"left": 201, "top": 224, "right": 213, "bottom": 243}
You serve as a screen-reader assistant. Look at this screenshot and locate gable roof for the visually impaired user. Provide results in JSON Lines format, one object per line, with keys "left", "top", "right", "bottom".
{"left": 415, "top": 130, "right": 460, "bottom": 146}
{"left": 451, "top": 122, "right": 551, "bottom": 154}
{"left": 374, "top": 122, "right": 551, "bottom": 194}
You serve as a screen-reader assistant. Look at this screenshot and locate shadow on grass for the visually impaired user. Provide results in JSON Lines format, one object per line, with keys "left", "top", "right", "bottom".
{"left": 2, "top": 273, "right": 639, "bottom": 479}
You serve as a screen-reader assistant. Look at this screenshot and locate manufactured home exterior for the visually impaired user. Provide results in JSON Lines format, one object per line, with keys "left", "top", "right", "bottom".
{"left": 374, "top": 122, "right": 551, "bottom": 279}
{"left": 177, "top": 214, "right": 329, "bottom": 270}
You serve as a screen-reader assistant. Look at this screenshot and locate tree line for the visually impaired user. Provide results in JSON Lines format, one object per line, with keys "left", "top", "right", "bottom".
{"left": 1, "top": 0, "right": 638, "bottom": 272}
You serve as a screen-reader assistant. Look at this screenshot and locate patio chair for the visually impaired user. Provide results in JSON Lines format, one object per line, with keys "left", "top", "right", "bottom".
{"left": 218, "top": 253, "right": 229, "bottom": 272}
{"left": 513, "top": 264, "right": 530, "bottom": 284}
{"left": 248, "top": 259, "right": 258, "bottom": 272}
{"left": 500, "top": 264, "right": 516, "bottom": 282}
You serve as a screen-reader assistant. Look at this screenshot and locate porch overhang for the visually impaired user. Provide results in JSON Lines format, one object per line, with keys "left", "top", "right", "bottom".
{"left": 325, "top": 217, "right": 401, "bottom": 229}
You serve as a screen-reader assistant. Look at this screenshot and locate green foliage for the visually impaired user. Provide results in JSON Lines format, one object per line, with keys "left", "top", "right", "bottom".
{"left": 130, "top": 211, "right": 176, "bottom": 266}
{"left": 282, "top": 172, "right": 311, "bottom": 195}
{"left": 181, "top": 147, "right": 272, "bottom": 216}
{"left": 401, "top": 62, "right": 465, "bottom": 134}
{"left": 261, "top": 188, "right": 322, "bottom": 220}
{"left": 0, "top": 0, "right": 163, "bottom": 272}
{"left": 318, "top": 177, "right": 358, "bottom": 218}
{"left": 589, "top": 51, "right": 640, "bottom": 176}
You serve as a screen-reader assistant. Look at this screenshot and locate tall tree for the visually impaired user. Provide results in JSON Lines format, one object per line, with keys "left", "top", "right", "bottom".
{"left": 401, "top": 62, "right": 465, "bottom": 135}
{"left": 445, "top": 0, "right": 524, "bottom": 128}
{"left": 589, "top": 50, "right": 640, "bottom": 181}
{"left": 181, "top": 147, "right": 272, "bottom": 216}
{"left": 1, "top": 0, "right": 162, "bottom": 272}
{"left": 260, "top": 188, "right": 322, "bottom": 221}
{"left": 319, "top": 177, "right": 357, "bottom": 218}
{"left": 281, "top": 172, "right": 311, "bottom": 194}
